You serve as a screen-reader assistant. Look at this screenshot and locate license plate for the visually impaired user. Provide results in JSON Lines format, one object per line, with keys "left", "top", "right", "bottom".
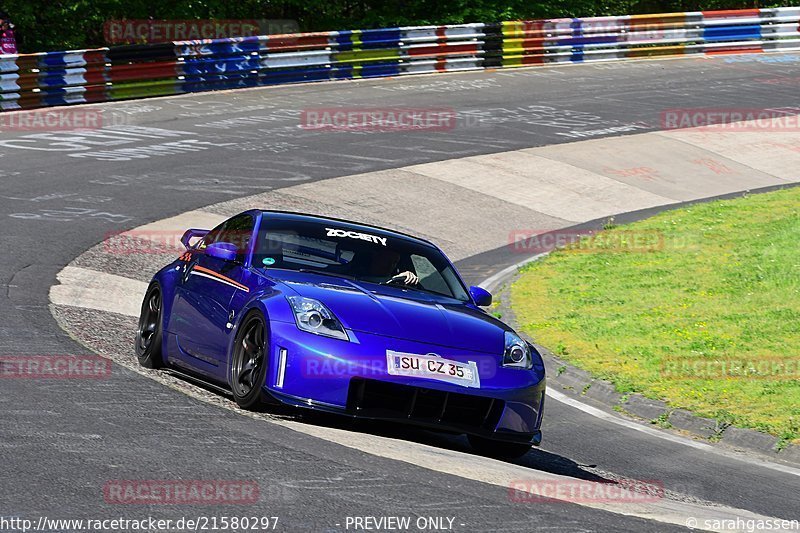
{"left": 386, "top": 350, "right": 481, "bottom": 388}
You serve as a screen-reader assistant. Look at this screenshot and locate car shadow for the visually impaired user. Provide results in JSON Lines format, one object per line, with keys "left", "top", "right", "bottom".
{"left": 292, "top": 409, "right": 608, "bottom": 483}
{"left": 163, "top": 371, "right": 608, "bottom": 484}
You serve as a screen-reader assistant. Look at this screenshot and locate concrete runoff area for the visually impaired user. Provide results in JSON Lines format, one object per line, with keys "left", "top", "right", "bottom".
{"left": 52, "top": 112, "right": 798, "bottom": 267}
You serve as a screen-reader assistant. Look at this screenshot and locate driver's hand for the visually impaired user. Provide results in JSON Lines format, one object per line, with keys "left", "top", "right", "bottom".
{"left": 391, "top": 271, "right": 419, "bottom": 285}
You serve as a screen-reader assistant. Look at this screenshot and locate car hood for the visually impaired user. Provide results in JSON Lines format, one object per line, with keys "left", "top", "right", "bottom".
{"left": 268, "top": 270, "right": 507, "bottom": 354}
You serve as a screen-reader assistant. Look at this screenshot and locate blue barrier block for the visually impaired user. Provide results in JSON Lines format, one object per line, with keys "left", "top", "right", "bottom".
{"left": 334, "top": 33, "right": 355, "bottom": 51}
{"left": 177, "top": 37, "right": 262, "bottom": 57}
{"left": 37, "top": 51, "right": 87, "bottom": 68}
{"left": 334, "top": 29, "right": 402, "bottom": 50}
{"left": 181, "top": 56, "right": 260, "bottom": 76}
{"left": 40, "top": 91, "right": 86, "bottom": 106}
{"left": 182, "top": 74, "right": 259, "bottom": 92}
{"left": 359, "top": 62, "right": 402, "bottom": 77}
{"left": 331, "top": 65, "right": 354, "bottom": 79}
{"left": 261, "top": 65, "right": 333, "bottom": 85}
{"left": 330, "top": 62, "right": 401, "bottom": 79}
{"left": 571, "top": 19, "right": 582, "bottom": 38}
{"left": 38, "top": 74, "right": 74, "bottom": 88}
{"left": 703, "top": 24, "right": 761, "bottom": 42}
{"left": 359, "top": 28, "right": 402, "bottom": 48}
{"left": 40, "top": 95, "right": 71, "bottom": 106}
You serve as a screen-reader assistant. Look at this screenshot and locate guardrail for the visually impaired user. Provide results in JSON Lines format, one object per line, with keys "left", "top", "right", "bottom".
{"left": 2, "top": 6, "right": 799, "bottom": 112}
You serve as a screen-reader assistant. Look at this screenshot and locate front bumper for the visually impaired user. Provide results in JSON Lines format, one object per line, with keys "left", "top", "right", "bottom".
{"left": 264, "top": 321, "right": 546, "bottom": 443}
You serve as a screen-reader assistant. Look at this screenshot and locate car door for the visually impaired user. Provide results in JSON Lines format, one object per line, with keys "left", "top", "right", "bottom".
{"left": 167, "top": 214, "right": 254, "bottom": 380}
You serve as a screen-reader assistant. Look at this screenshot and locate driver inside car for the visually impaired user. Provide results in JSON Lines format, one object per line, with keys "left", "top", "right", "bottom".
{"left": 356, "top": 249, "right": 419, "bottom": 286}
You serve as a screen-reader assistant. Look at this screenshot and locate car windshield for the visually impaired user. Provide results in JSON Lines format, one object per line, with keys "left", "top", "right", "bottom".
{"left": 254, "top": 219, "right": 470, "bottom": 302}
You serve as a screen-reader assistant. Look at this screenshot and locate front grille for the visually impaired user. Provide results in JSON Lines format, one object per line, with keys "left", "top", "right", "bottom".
{"left": 346, "top": 378, "right": 504, "bottom": 432}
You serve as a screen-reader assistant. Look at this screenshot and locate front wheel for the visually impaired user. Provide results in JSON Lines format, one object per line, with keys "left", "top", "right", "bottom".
{"left": 230, "top": 312, "right": 270, "bottom": 410}
{"left": 136, "top": 283, "right": 164, "bottom": 369}
{"left": 468, "top": 434, "right": 532, "bottom": 459}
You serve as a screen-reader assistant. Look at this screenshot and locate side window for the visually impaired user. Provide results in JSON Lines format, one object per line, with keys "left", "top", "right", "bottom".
{"left": 199, "top": 214, "right": 255, "bottom": 262}
{"left": 410, "top": 254, "right": 450, "bottom": 296}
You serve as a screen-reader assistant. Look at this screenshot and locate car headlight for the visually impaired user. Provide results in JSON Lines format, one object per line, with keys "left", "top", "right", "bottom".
{"left": 286, "top": 296, "right": 349, "bottom": 341}
{"left": 504, "top": 331, "right": 532, "bottom": 370}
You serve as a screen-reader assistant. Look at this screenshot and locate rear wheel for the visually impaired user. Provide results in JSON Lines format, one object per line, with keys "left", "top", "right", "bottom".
{"left": 136, "top": 283, "right": 164, "bottom": 369}
{"left": 230, "top": 312, "right": 269, "bottom": 410}
{"left": 468, "top": 434, "right": 532, "bottom": 459}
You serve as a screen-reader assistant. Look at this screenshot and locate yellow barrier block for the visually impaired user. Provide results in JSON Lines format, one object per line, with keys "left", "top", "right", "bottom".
{"left": 500, "top": 53, "right": 547, "bottom": 67}
{"left": 627, "top": 44, "right": 688, "bottom": 58}
{"left": 502, "top": 56, "right": 525, "bottom": 67}
{"left": 626, "top": 44, "right": 686, "bottom": 58}
{"left": 628, "top": 12, "right": 692, "bottom": 32}
{"left": 350, "top": 30, "right": 362, "bottom": 49}
{"left": 501, "top": 21, "right": 525, "bottom": 38}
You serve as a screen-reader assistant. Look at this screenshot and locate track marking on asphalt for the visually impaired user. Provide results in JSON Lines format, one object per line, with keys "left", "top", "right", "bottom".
{"left": 478, "top": 254, "right": 545, "bottom": 294}
{"left": 546, "top": 382, "right": 800, "bottom": 479}
{"left": 549, "top": 388, "right": 711, "bottom": 450}
{"left": 50, "top": 267, "right": 147, "bottom": 318}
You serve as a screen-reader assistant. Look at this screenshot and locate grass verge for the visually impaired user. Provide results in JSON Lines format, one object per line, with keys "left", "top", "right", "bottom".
{"left": 511, "top": 187, "right": 800, "bottom": 445}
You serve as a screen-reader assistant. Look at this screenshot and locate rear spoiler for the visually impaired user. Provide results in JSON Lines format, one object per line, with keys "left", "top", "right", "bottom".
{"left": 180, "top": 228, "right": 209, "bottom": 250}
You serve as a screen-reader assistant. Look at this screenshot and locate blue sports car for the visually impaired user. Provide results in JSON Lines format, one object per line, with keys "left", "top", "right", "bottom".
{"left": 136, "top": 211, "right": 546, "bottom": 457}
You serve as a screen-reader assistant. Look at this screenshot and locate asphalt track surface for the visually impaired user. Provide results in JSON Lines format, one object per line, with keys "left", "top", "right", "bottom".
{"left": 2, "top": 54, "right": 800, "bottom": 531}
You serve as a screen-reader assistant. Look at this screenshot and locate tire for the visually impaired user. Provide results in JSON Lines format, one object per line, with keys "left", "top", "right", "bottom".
{"left": 468, "top": 434, "right": 532, "bottom": 459}
{"left": 230, "top": 312, "right": 270, "bottom": 410}
{"left": 136, "top": 283, "right": 164, "bottom": 369}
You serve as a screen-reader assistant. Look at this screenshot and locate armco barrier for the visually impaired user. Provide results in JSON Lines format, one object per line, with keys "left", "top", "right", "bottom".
{"left": 1, "top": 49, "right": 109, "bottom": 111}
{"left": 106, "top": 44, "right": 182, "bottom": 100}
{"left": 2, "top": 7, "right": 800, "bottom": 112}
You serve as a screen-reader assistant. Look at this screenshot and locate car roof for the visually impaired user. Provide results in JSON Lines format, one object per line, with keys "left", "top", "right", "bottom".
{"left": 254, "top": 210, "right": 439, "bottom": 249}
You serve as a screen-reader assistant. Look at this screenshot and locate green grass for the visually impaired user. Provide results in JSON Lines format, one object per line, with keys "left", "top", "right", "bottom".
{"left": 511, "top": 187, "right": 800, "bottom": 445}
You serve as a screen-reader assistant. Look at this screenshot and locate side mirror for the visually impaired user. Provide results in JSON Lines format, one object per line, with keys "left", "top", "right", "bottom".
{"left": 469, "top": 286, "right": 492, "bottom": 307}
{"left": 205, "top": 242, "right": 239, "bottom": 262}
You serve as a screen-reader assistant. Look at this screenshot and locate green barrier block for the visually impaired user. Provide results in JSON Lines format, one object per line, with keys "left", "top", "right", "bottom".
{"left": 108, "top": 79, "right": 181, "bottom": 100}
